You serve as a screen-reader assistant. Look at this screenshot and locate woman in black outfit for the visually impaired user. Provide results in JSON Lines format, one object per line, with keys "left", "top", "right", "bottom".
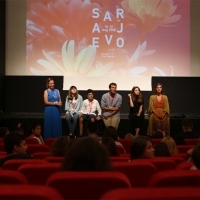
{"left": 128, "top": 86, "right": 144, "bottom": 137}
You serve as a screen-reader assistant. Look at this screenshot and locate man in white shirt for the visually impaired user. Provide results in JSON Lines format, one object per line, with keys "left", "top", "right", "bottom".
{"left": 79, "top": 89, "right": 101, "bottom": 137}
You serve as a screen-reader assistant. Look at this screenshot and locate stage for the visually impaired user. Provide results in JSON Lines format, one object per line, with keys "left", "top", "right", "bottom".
{"left": 1, "top": 112, "right": 200, "bottom": 139}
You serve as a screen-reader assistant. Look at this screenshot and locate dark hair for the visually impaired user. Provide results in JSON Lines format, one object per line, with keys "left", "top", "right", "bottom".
{"left": 86, "top": 89, "right": 94, "bottom": 96}
{"left": 109, "top": 82, "right": 117, "bottom": 88}
{"left": 46, "top": 78, "right": 54, "bottom": 88}
{"left": 192, "top": 143, "right": 200, "bottom": 169}
{"left": 154, "top": 142, "right": 171, "bottom": 157}
{"left": 153, "top": 83, "right": 164, "bottom": 94}
{"left": 182, "top": 119, "right": 193, "bottom": 129}
{"left": 174, "top": 136, "right": 186, "bottom": 145}
{"left": 87, "top": 122, "right": 97, "bottom": 134}
{"left": 67, "top": 85, "right": 78, "bottom": 100}
{"left": 61, "top": 137, "right": 113, "bottom": 171}
{"left": 102, "top": 126, "right": 118, "bottom": 141}
{"left": 11, "top": 127, "right": 24, "bottom": 135}
{"left": 0, "top": 127, "right": 9, "bottom": 138}
{"left": 130, "top": 136, "right": 153, "bottom": 160}
{"left": 130, "top": 86, "right": 143, "bottom": 103}
{"left": 3, "top": 133, "right": 26, "bottom": 154}
{"left": 29, "top": 122, "right": 41, "bottom": 134}
{"left": 102, "top": 137, "right": 119, "bottom": 157}
{"left": 51, "top": 136, "right": 70, "bottom": 156}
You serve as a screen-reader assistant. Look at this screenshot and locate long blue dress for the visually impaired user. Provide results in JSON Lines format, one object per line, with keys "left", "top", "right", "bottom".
{"left": 44, "top": 89, "right": 62, "bottom": 140}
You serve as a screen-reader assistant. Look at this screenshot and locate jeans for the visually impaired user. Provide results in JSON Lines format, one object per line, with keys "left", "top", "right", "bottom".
{"left": 66, "top": 112, "right": 79, "bottom": 134}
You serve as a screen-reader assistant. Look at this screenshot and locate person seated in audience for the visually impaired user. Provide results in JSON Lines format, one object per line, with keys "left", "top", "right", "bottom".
{"left": 102, "top": 137, "right": 119, "bottom": 157}
{"left": 130, "top": 136, "right": 154, "bottom": 160}
{"left": 50, "top": 136, "right": 70, "bottom": 157}
{"left": 87, "top": 122, "right": 99, "bottom": 138}
{"left": 161, "top": 137, "right": 179, "bottom": 154}
{"left": 154, "top": 142, "right": 171, "bottom": 157}
{"left": 190, "top": 143, "right": 200, "bottom": 170}
{"left": 28, "top": 123, "right": 44, "bottom": 144}
{"left": 0, "top": 133, "right": 33, "bottom": 167}
{"left": 79, "top": 89, "right": 101, "bottom": 137}
{"left": 61, "top": 137, "right": 114, "bottom": 171}
{"left": 176, "top": 119, "right": 200, "bottom": 139}
{"left": 0, "top": 127, "right": 9, "bottom": 138}
{"left": 124, "top": 133, "right": 135, "bottom": 140}
{"left": 102, "top": 126, "right": 125, "bottom": 153}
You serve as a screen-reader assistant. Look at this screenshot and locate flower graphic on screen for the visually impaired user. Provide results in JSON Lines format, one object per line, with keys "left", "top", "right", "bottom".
{"left": 121, "top": 0, "right": 181, "bottom": 45}
{"left": 30, "top": 40, "right": 113, "bottom": 76}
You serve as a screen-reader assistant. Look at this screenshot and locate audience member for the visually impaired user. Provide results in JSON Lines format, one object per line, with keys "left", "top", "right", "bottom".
{"left": 102, "top": 137, "right": 119, "bottom": 157}
{"left": 191, "top": 143, "right": 200, "bottom": 170}
{"left": 102, "top": 126, "right": 125, "bottom": 153}
{"left": 0, "top": 127, "right": 9, "bottom": 138}
{"left": 61, "top": 137, "right": 113, "bottom": 171}
{"left": 176, "top": 119, "right": 200, "bottom": 139}
{"left": 0, "top": 133, "right": 33, "bottom": 167}
{"left": 28, "top": 123, "right": 44, "bottom": 144}
{"left": 130, "top": 136, "right": 154, "bottom": 160}
{"left": 124, "top": 133, "right": 135, "bottom": 140}
{"left": 87, "top": 122, "right": 99, "bottom": 138}
{"left": 154, "top": 142, "right": 171, "bottom": 157}
{"left": 161, "top": 137, "right": 179, "bottom": 154}
{"left": 50, "top": 136, "right": 70, "bottom": 157}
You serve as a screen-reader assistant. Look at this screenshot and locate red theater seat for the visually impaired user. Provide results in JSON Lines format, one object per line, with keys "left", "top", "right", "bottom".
{"left": 114, "top": 160, "right": 157, "bottom": 187}
{"left": 18, "top": 163, "right": 61, "bottom": 184}
{"left": 25, "top": 137, "right": 40, "bottom": 144}
{"left": 44, "top": 156, "right": 64, "bottom": 163}
{"left": 0, "top": 170, "right": 28, "bottom": 184}
{"left": 46, "top": 171, "right": 131, "bottom": 200}
{"left": 117, "top": 139, "right": 131, "bottom": 154}
{"left": 148, "top": 170, "right": 200, "bottom": 187}
{"left": 177, "top": 145, "right": 194, "bottom": 153}
{"left": 32, "top": 152, "right": 50, "bottom": 159}
{"left": 27, "top": 144, "right": 50, "bottom": 154}
{"left": 101, "top": 187, "right": 200, "bottom": 200}
{"left": 111, "top": 156, "right": 129, "bottom": 162}
{"left": 45, "top": 138, "right": 56, "bottom": 149}
{"left": 0, "top": 185, "right": 63, "bottom": 199}
{"left": 185, "top": 139, "right": 199, "bottom": 145}
{"left": 2, "top": 159, "right": 49, "bottom": 171}
{"left": 176, "top": 161, "right": 194, "bottom": 170}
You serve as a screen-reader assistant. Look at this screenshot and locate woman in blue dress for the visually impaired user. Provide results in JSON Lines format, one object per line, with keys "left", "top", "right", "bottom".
{"left": 43, "top": 78, "right": 62, "bottom": 140}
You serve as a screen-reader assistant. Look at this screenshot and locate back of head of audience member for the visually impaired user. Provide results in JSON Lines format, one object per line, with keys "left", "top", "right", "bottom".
{"left": 130, "top": 136, "right": 154, "bottom": 160}
{"left": 102, "top": 137, "right": 119, "bottom": 157}
{"left": 102, "top": 126, "right": 118, "bottom": 141}
{"left": 87, "top": 122, "right": 98, "bottom": 138}
{"left": 161, "top": 137, "right": 179, "bottom": 154}
{"left": 153, "top": 131, "right": 164, "bottom": 139}
{"left": 154, "top": 142, "right": 171, "bottom": 157}
{"left": 174, "top": 136, "right": 186, "bottom": 145}
{"left": 51, "top": 136, "right": 70, "bottom": 156}
{"left": 124, "top": 133, "right": 134, "bottom": 140}
{"left": 182, "top": 119, "right": 193, "bottom": 132}
{"left": 0, "top": 127, "right": 9, "bottom": 138}
{"left": 61, "top": 137, "right": 113, "bottom": 171}
{"left": 192, "top": 143, "right": 200, "bottom": 169}
{"left": 3, "top": 133, "right": 27, "bottom": 155}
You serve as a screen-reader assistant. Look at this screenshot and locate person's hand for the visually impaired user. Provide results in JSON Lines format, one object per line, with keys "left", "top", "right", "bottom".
{"left": 112, "top": 107, "right": 118, "bottom": 111}
{"left": 128, "top": 94, "right": 131, "bottom": 97}
{"left": 137, "top": 113, "right": 141, "bottom": 117}
{"left": 56, "top": 102, "right": 62, "bottom": 106}
{"left": 79, "top": 113, "right": 82, "bottom": 118}
{"left": 103, "top": 115, "right": 108, "bottom": 119}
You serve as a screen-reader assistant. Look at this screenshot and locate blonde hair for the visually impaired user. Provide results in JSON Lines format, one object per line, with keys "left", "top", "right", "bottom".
{"left": 124, "top": 133, "right": 135, "bottom": 140}
{"left": 161, "top": 137, "right": 179, "bottom": 154}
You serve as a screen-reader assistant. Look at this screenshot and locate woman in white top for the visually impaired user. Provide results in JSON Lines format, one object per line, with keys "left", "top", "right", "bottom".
{"left": 65, "top": 86, "right": 83, "bottom": 137}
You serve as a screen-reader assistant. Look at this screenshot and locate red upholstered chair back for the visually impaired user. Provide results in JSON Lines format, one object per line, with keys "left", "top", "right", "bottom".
{"left": 0, "top": 185, "right": 63, "bottom": 199}
{"left": 18, "top": 163, "right": 61, "bottom": 184}
{"left": 116, "top": 145, "right": 126, "bottom": 154}
{"left": 185, "top": 139, "right": 199, "bottom": 145}
{"left": 46, "top": 171, "right": 131, "bottom": 200}
{"left": 0, "top": 143, "right": 4, "bottom": 151}
{"left": 111, "top": 156, "right": 129, "bottom": 162}
{"left": 172, "top": 153, "right": 189, "bottom": 161}
{"left": 32, "top": 152, "right": 50, "bottom": 159}
{"left": 114, "top": 160, "right": 157, "bottom": 187}
{"left": 25, "top": 137, "right": 40, "bottom": 144}
{"left": 101, "top": 187, "right": 200, "bottom": 200}
{"left": 45, "top": 138, "right": 57, "bottom": 149}
{"left": 26, "top": 144, "right": 50, "bottom": 154}
{"left": 2, "top": 159, "right": 49, "bottom": 171}
{"left": 176, "top": 161, "right": 194, "bottom": 170}
{"left": 44, "top": 156, "right": 64, "bottom": 163}
{"left": 148, "top": 170, "right": 200, "bottom": 187}
{"left": 117, "top": 139, "right": 132, "bottom": 154}
{"left": 0, "top": 170, "right": 28, "bottom": 185}
{"left": 176, "top": 145, "right": 194, "bottom": 153}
